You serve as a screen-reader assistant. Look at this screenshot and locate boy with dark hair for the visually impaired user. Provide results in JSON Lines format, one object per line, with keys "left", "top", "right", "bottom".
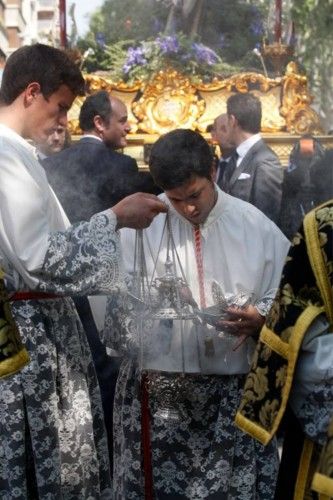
{"left": 0, "top": 44, "right": 166, "bottom": 498}
{"left": 107, "top": 129, "right": 290, "bottom": 499}
{"left": 149, "top": 126, "right": 214, "bottom": 188}
{"left": 0, "top": 43, "right": 85, "bottom": 104}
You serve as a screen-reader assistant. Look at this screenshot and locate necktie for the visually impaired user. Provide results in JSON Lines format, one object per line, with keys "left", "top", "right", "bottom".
{"left": 222, "top": 151, "right": 238, "bottom": 193}
{"left": 193, "top": 226, "right": 214, "bottom": 356}
{"left": 217, "top": 159, "right": 229, "bottom": 188}
{"left": 193, "top": 226, "right": 206, "bottom": 310}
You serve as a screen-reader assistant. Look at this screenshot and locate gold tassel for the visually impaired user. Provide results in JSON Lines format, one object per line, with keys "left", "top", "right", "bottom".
{"left": 0, "top": 276, "right": 30, "bottom": 378}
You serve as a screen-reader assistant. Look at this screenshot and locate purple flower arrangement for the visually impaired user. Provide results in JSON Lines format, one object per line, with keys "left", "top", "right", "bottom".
{"left": 123, "top": 46, "right": 148, "bottom": 74}
{"left": 120, "top": 33, "right": 224, "bottom": 81}
{"left": 191, "top": 43, "right": 220, "bottom": 65}
{"left": 156, "top": 35, "right": 180, "bottom": 54}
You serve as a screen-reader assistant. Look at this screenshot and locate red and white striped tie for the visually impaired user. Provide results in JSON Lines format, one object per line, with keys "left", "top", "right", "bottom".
{"left": 193, "top": 225, "right": 214, "bottom": 356}
{"left": 193, "top": 225, "right": 206, "bottom": 309}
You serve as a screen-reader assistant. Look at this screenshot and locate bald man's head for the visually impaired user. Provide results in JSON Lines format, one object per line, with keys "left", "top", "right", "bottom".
{"left": 79, "top": 91, "right": 131, "bottom": 149}
{"left": 212, "top": 113, "right": 234, "bottom": 157}
{"left": 106, "top": 96, "right": 131, "bottom": 149}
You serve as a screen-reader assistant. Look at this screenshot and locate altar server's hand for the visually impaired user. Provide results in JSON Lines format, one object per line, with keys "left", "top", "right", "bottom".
{"left": 112, "top": 192, "right": 167, "bottom": 229}
{"left": 215, "top": 305, "right": 265, "bottom": 350}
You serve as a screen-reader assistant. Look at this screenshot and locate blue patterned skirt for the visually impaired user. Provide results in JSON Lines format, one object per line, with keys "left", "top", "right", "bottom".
{"left": 113, "top": 359, "right": 278, "bottom": 499}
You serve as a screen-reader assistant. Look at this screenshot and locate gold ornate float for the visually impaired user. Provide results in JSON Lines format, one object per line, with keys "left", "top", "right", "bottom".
{"left": 68, "top": 63, "right": 332, "bottom": 167}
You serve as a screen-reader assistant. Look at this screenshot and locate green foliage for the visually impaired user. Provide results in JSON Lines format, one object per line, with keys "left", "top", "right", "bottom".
{"left": 292, "top": 0, "right": 333, "bottom": 129}
{"left": 76, "top": 0, "right": 332, "bottom": 128}
{"left": 87, "top": 0, "right": 168, "bottom": 45}
{"left": 78, "top": 0, "right": 267, "bottom": 74}
{"left": 89, "top": 33, "right": 242, "bottom": 84}
{"left": 199, "top": 0, "right": 266, "bottom": 64}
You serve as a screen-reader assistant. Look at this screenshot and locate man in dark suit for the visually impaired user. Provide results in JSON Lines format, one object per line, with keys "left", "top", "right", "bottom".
{"left": 43, "top": 90, "right": 159, "bottom": 221}
{"left": 43, "top": 90, "right": 159, "bottom": 476}
{"left": 210, "top": 113, "right": 235, "bottom": 187}
{"left": 220, "top": 93, "right": 283, "bottom": 225}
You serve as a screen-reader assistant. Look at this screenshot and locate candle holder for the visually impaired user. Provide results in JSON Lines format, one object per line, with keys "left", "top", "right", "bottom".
{"left": 262, "top": 40, "right": 294, "bottom": 76}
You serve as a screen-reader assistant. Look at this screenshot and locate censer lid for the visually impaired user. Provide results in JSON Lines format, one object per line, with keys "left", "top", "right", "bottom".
{"left": 149, "top": 257, "right": 197, "bottom": 320}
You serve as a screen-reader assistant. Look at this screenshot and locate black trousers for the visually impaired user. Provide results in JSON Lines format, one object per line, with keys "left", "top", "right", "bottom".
{"left": 74, "top": 296, "right": 120, "bottom": 476}
{"left": 274, "top": 406, "right": 319, "bottom": 500}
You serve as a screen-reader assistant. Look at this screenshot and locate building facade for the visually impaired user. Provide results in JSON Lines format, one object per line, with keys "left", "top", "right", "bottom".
{"left": 1, "top": 0, "right": 60, "bottom": 54}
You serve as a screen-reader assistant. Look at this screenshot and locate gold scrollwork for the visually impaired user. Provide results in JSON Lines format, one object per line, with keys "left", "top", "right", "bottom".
{"left": 280, "top": 62, "right": 322, "bottom": 135}
{"left": 196, "top": 72, "right": 280, "bottom": 94}
{"left": 132, "top": 69, "right": 205, "bottom": 135}
{"left": 196, "top": 73, "right": 283, "bottom": 133}
{"left": 67, "top": 65, "right": 322, "bottom": 138}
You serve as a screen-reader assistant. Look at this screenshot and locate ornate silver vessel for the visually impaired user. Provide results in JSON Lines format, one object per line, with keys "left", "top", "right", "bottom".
{"left": 131, "top": 214, "right": 198, "bottom": 421}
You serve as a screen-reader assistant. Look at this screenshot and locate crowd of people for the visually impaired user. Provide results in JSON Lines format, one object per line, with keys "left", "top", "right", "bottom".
{"left": 0, "top": 43, "right": 331, "bottom": 500}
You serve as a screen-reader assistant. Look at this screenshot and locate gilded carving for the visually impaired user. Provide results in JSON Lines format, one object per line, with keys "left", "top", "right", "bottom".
{"left": 280, "top": 62, "right": 323, "bottom": 134}
{"left": 253, "top": 89, "right": 286, "bottom": 132}
{"left": 67, "top": 64, "right": 324, "bottom": 139}
{"left": 67, "top": 96, "right": 85, "bottom": 135}
{"left": 132, "top": 69, "right": 205, "bottom": 135}
{"left": 196, "top": 89, "right": 230, "bottom": 133}
{"left": 196, "top": 72, "right": 280, "bottom": 94}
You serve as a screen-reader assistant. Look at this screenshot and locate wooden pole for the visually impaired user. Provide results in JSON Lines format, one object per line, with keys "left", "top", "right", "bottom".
{"left": 59, "top": 0, "right": 67, "bottom": 48}
{"left": 275, "top": 0, "right": 282, "bottom": 43}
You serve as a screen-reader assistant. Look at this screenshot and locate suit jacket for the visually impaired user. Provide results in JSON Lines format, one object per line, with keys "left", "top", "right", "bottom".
{"left": 224, "top": 139, "right": 283, "bottom": 225}
{"left": 43, "top": 136, "right": 160, "bottom": 223}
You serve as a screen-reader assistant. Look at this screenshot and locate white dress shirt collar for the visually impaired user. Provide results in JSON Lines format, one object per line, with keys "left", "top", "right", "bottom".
{"left": 236, "top": 133, "right": 261, "bottom": 165}
{"left": 81, "top": 134, "right": 103, "bottom": 142}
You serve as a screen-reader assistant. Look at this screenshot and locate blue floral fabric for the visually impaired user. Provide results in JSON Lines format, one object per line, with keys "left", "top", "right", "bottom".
{"left": 113, "top": 360, "right": 279, "bottom": 499}
{"left": 0, "top": 214, "right": 121, "bottom": 499}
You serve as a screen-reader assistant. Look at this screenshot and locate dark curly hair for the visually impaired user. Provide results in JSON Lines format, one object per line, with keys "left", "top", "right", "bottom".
{"left": 0, "top": 43, "right": 85, "bottom": 104}
{"left": 149, "top": 129, "right": 213, "bottom": 190}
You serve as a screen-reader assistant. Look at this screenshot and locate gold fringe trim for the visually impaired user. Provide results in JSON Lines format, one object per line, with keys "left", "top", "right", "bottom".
{"left": 312, "top": 473, "right": 333, "bottom": 499}
{"left": 234, "top": 411, "right": 271, "bottom": 445}
{"left": 304, "top": 206, "right": 333, "bottom": 326}
{"left": 294, "top": 438, "right": 314, "bottom": 500}
{"left": 236, "top": 305, "right": 324, "bottom": 445}
{"left": 0, "top": 348, "right": 30, "bottom": 379}
{"left": 236, "top": 202, "right": 332, "bottom": 447}
{"left": 260, "top": 326, "right": 289, "bottom": 358}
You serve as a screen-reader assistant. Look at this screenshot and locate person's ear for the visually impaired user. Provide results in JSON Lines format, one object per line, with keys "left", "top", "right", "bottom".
{"left": 24, "top": 82, "right": 41, "bottom": 105}
{"left": 228, "top": 114, "right": 237, "bottom": 128}
{"left": 93, "top": 115, "right": 105, "bottom": 135}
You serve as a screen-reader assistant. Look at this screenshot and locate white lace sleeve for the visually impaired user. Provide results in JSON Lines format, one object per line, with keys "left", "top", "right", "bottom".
{"left": 37, "top": 211, "right": 124, "bottom": 295}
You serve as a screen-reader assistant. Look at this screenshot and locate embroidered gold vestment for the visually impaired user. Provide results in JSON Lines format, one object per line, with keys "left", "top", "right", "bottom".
{"left": 235, "top": 200, "right": 333, "bottom": 499}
